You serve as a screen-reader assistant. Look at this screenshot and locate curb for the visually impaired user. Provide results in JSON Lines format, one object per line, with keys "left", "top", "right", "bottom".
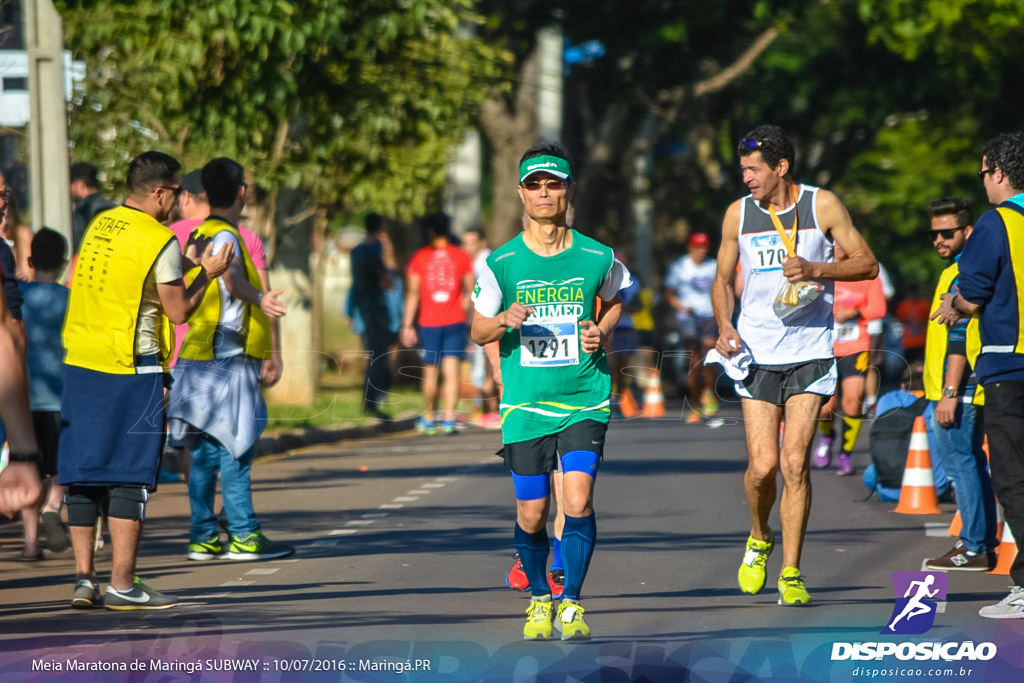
{"left": 254, "top": 415, "right": 419, "bottom": 458}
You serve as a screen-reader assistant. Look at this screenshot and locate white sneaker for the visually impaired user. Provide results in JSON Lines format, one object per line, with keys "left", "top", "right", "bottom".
{"left": 979, "top": 586, "right": 1024, "bottom": 619}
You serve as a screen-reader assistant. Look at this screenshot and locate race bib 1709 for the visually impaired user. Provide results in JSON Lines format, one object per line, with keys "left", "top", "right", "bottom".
{"left": 520, "top": 316, "right": 580, "bottom": 367}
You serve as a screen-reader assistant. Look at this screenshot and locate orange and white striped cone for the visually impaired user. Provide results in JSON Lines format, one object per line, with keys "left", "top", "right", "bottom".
{"left": 893, "top": 416, "right": 943, "bottom": 515}
{"left": 989, "top": 504, "right": 1017, "bottom": 576}
{"left": 642, "top": 368, "right": 665, "bottom": 418}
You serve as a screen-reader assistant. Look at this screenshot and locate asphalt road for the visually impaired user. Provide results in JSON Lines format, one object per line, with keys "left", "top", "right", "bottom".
{"left": 1, "top": 405, "right": 1022, "bottom": 682}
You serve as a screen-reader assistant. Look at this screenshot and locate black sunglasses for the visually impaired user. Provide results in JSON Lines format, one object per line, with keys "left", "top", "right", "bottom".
{"left": 977, "top": 168, "right": 996, "bottom": 180}
{"left": 158, "top": 185, "right": 183, "bottom": 197}
{"left": 927, "top": 227, "right": 966, "bottom": 241}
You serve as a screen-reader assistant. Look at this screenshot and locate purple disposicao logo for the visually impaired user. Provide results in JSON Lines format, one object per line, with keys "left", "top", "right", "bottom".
{"left": 883, "top": 571, "right": 949, "bottom": 635}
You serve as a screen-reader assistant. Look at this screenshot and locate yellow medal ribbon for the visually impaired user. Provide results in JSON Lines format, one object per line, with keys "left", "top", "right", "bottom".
{"left": 767, "top": 185, "right": 800, "bottom": 257}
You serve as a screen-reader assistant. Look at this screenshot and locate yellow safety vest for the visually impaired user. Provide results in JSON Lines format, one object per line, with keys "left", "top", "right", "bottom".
{"left": 178, "top": 217, "right": 270, "bottom": 361}
{"left": 63, "top": 205, "right": 176, "bottom": 374}
{"left": 924, "top": 261, "right": 983, "bottom": 405}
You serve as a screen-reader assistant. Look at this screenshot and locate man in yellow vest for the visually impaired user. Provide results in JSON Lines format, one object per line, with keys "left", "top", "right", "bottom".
{"left": 933, "top": 131, "right": 1024, "bottom": 618}
{"left": 921, "top": 197, "right": 997, "bottom": 571}
{"left": 167, "top": 157, "right": 291, "bottom": 562}
{"left": 60, "top": 151, "right": 233, "bottom": 610}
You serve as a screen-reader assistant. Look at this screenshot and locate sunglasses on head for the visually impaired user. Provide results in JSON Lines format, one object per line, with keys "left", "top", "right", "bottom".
{"left": 739, "top": 137, "right": 762, "bottom": 150}
{"left": 521, "top": 179, "right": 567, "bottom": 192}
{"left": 927, "top": 227, "right": 965, "bottom": 241}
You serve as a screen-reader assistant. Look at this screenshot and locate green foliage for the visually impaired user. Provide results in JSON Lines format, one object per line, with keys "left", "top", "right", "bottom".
{"left": 62, "top": 0, "right": 509, "bottom": 221}
{"left": 837, "top": 112, "right": 985, "bottom": 290}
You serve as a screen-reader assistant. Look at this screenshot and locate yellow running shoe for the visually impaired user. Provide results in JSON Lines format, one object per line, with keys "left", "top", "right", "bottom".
{"left": 555, "top": 600, "right": 591, "bottom": 641}
{"left": 523, "top": 597, "right": 554, "bottom": 640}
{"left": 737, "top": 528, "right": 774, "bottom": 594}
{"left": 777, "top": 566, "right": 811, "bottom": 606}
{"left": 702, "top": 390, "right": 719, "bottom": 416}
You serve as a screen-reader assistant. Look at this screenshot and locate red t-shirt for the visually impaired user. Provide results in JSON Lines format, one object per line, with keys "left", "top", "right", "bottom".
{"left": 406, "top": 244, "right": 473, "bottom": 327}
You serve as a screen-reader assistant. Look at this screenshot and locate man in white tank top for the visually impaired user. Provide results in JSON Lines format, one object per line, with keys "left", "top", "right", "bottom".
{"left": 711, "top": 125, "right": 877, "bottom": 606}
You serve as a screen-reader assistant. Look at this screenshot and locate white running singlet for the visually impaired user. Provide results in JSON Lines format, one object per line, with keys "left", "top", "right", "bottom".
{"left": 737, "top": 184, "right": 835, "bottom": 365}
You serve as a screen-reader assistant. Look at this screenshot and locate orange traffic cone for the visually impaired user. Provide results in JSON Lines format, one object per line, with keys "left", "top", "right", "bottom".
{"left": 989, "top": 505, "right": 1017, "bottom": 576}
{"left": 642, "top": 368, "right": 665, "bottom": 418}
{"left": 618, "top": 388, "right": 640, "bottom": 419}
{"left": 949, "top": 511, "right": 962, "bottom": 538}
{"left": 893, "top": 416, "right": 943, "bottom": 515}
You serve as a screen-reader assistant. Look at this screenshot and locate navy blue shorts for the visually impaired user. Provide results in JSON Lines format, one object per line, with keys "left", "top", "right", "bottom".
{"left": 419, "top": 323, "right": 468, "bottom": 362}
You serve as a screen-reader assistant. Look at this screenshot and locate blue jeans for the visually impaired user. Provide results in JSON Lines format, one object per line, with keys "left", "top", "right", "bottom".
{"left": 188, "top": 434, "right": 259, "bottom": 543}
{"left": 926, "top": 401, "right": 998, "bottom": 553}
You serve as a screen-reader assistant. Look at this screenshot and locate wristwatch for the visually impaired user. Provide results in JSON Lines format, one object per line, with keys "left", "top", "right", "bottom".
{"left": 255, "top": 291, "right": 265, "bottom": 307}
{"left": 942, "top": 386, "right": 959, "bottom": 399}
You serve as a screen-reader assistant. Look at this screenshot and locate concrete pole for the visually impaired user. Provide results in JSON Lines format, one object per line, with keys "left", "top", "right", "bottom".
{"left": 632, "top": 117, "right": 655, "bottom": 285}
{"left": 536, "top": 26, "right": 563, "bottom": 142}
{"left": 443, "top": 129, "right": 482, "bottom": 235}
{"left": 24, "top": 0, "right": 71, "bottom": 243}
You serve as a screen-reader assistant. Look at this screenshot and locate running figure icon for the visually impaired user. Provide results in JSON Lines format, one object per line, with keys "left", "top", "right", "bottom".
{"left": 887, "top": 574, "right": 939, "bottom": 633}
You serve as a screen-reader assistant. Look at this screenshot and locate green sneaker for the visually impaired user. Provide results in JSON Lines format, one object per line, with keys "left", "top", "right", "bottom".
{"left": 777, "top": 566, "right": 811, "bottom": 606}
{"left": 226, "top": 531, "right": 295, "bottom": 561}
{"left": 104, "top": 577, "right": 178, "bottom": 611}
{"left": 555, "top": 600, "right": 591, "bottom": 641}
{"left": 187, "top": 535, "right": 224, "bottom": 561}
{"left": 738, "top": 528, "right": 774, "bottom": 595}
{"left": 523, "top": 597, "right": 554, "bottom": 640}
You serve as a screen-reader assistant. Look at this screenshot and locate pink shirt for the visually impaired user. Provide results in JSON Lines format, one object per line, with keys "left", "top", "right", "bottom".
{"left": 167, "top": 218, "right": 268, "bottom": 364}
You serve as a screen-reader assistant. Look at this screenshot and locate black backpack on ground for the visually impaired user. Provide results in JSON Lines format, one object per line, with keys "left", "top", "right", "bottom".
{"left": 869, "top": 396, "right": 929, "bottom": 489}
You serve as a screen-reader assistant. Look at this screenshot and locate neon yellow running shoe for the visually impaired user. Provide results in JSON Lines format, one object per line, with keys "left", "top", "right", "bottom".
{"left": 737, "top": 528, "right": 774, "bottom": 595}
{"left": 555, "top": 600, "right": 591, "bottom": 641}
{"left": 523, "top": 597, "right": 554, "bottom": 640}
{"left": 702, "top": 390, "right": 719, "bottom": 416}
{"left": 777, "top": 566, "right": 811, "bottom": 606}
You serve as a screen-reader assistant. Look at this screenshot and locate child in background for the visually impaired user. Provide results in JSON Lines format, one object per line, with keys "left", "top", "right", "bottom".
{"left": 19, "top": 228, "right": 71, "bottom": 558}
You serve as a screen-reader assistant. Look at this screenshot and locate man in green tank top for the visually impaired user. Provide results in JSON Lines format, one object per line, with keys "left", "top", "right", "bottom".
{"left": 471, "top": 141, "right": 630, "bottom": 641}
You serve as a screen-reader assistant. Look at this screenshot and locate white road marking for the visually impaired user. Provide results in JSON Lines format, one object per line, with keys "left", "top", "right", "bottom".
{"left": 421, "top": 483, "right": 446, "bottom": 489}
{"left": 361, "top": 512, "right": 388, "bottom": 518}
{"left": 408, "top": 490, "right": 431, "bottom": 495}
{"left": 379, "top": 504, "right": 403, "bottom": 509}
{"left": 345, "top": 520, "right": 376, "bottom": 526}
{"left": 924, "top": 522, "right": 951, "bottom": 537}
{"left": 220, "top": 580, "right": 256, "bottom": 586}
{"left": 246, "top": 568, "right": 279, "bottom": 576}
{"left": 329, "top": 529, "right": 360, "bottom": 536}
{"left": 312, "top": 539, "right": 341, "bottom": 547}
{"left": 394, "top": 496, "right": 418, "bottom": 502}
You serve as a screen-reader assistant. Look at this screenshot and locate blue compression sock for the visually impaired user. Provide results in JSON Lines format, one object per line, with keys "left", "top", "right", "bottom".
{"left": 514, "top": 523, "right": 550, "bottom": 597}
{"left": 551, "top": 537, "right": 563, "bottom": 572}
{"left": 561, "top": 513, "right": 596, "bottom": 600}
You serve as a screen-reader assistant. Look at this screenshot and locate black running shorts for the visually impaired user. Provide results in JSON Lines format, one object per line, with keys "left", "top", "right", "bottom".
{"left": 499, "top": 419, "right": 608, "bottom": 476}
{"left": 735, "top": 358, "right": 836, "bottom": 405}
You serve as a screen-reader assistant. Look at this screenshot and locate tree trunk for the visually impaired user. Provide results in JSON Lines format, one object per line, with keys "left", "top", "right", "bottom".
{"left": 260, "top": 188, "right": 317, "bottom": 406}
{"left": 480, "top": 45, "right": 542, "bottom": 245}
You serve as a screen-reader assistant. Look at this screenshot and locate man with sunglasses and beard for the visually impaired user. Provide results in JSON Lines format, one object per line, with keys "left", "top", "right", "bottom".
{"left": 471, "top": 141, "right": 630, "bottom": 641}
{"left": 919, "top": 197, "right": 997, "bottom": 573}
{"left": 711, "top": 124, "right": 877, "bottom": 606}
{"left": 932, "top": 131, "right": 1024, "bottom": 618}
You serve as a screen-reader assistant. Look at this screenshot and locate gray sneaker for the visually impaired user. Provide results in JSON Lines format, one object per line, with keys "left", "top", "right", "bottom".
{"left": 104, "top": 578, "right": 179, "bottom": 611}
{"left": 979, "top": 586, "right": 1024, "bottom": 619}
{"left": 71, "top": 579, "right": 102, "bottom": 609}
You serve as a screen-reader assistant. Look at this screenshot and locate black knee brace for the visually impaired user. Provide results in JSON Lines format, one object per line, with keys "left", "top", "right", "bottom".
{"left": 65, "top": 486, "right": 106, "bottom": 526}
{"left": 107, "top": 486, "right": 149, "bottom": 521}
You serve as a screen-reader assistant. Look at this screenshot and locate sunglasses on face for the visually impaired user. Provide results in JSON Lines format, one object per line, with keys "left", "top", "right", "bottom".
{"left": 977, "top": 168, "right": 996, "bottom": 180}
{"left": 928, "top": 227, "right": 965, "bottom": 241}
{"left": 521, "top": 179, "right": 567, "bottom": 192}
{"left": 158, "top": 185, "right": 183, "bottom": 198}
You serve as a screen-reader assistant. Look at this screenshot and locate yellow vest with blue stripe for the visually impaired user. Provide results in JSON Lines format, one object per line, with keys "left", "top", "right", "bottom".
{"left": 178, "top": 217, "right": 270, "bottom": 361}
{"left": 924, "top": 261, "right": 984, "bottom": 405}
{"left": 63, "top": 206, "right": 176, "bottom": 375}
